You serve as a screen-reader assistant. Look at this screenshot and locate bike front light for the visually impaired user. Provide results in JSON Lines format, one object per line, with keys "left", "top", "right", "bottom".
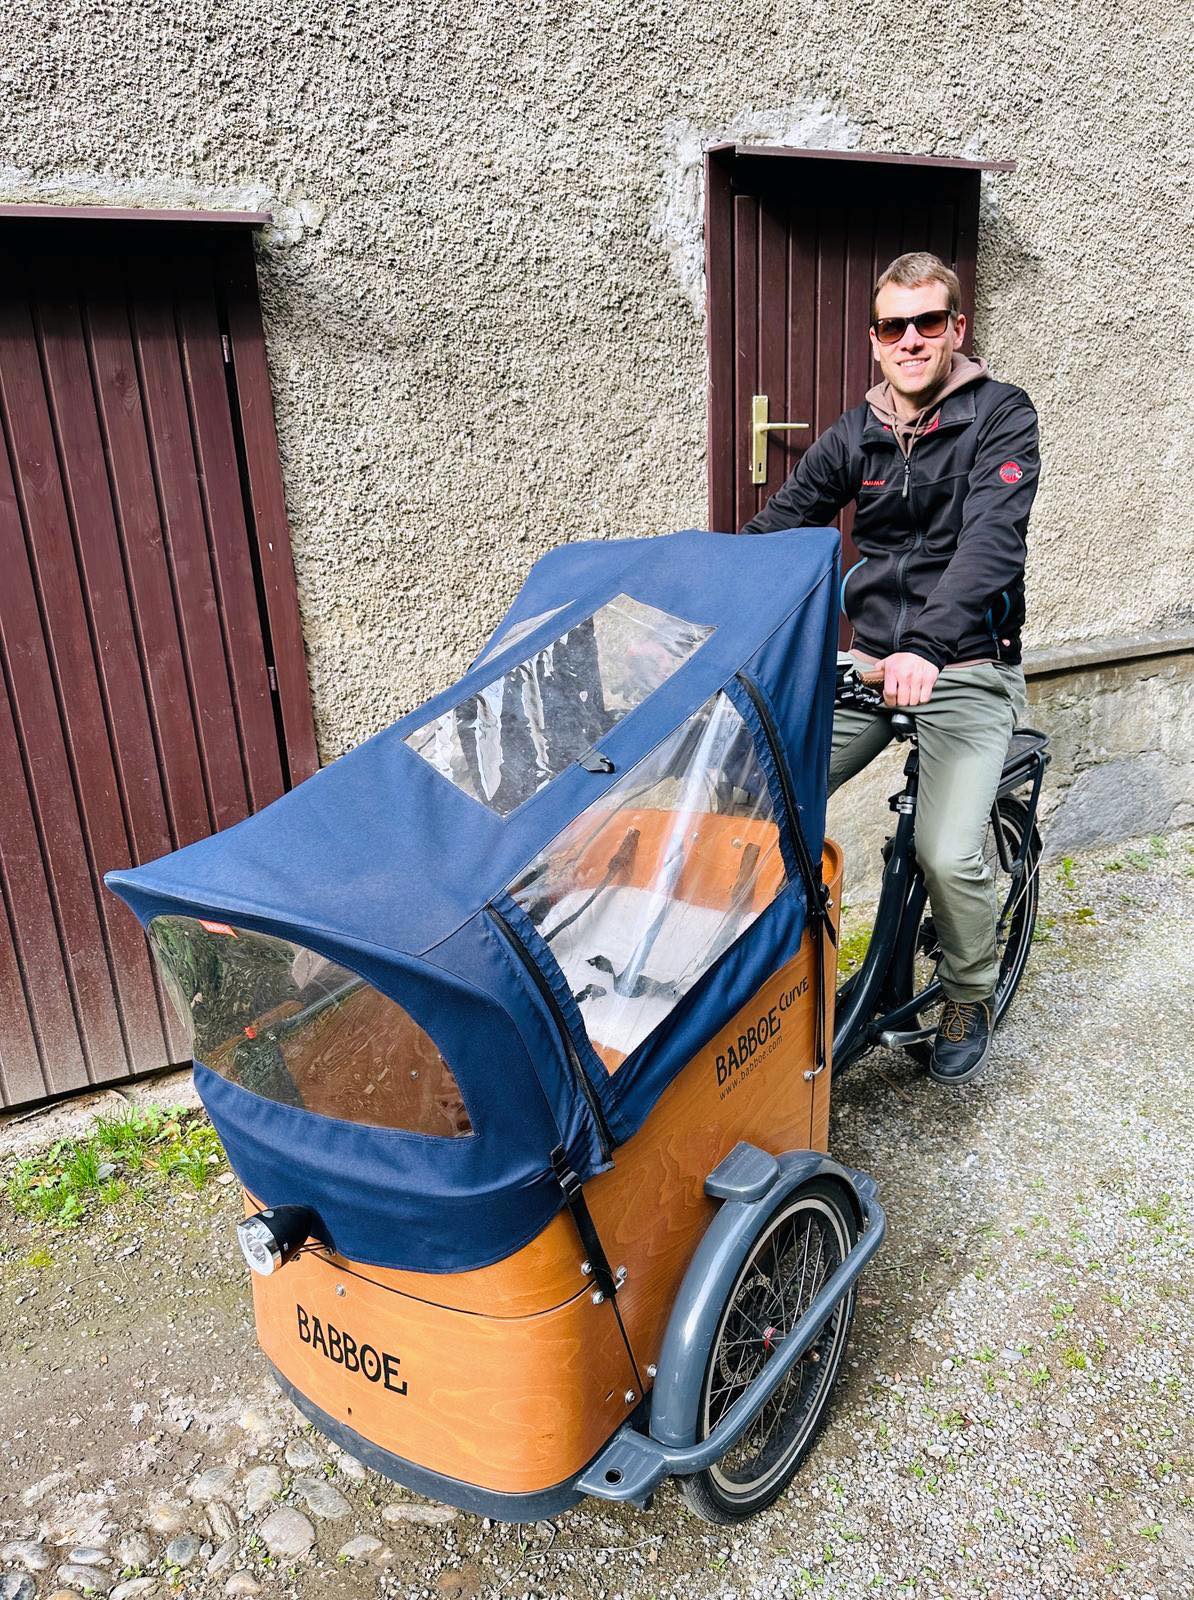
{"left": 237, "top": 1205, "right": 316, "bottom": 1276}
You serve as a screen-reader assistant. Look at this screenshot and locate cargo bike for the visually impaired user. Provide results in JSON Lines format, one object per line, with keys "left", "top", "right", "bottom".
{"left": 107, "top": 528, "right": 888, "bottom": 1524}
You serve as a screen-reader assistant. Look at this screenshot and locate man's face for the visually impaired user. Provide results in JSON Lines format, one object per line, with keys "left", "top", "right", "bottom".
{"left": 869, "top": 280, "right": 967, "bottom": 407}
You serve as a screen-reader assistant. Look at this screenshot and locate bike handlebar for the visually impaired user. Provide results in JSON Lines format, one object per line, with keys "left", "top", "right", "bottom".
{"left": 834, "top": 663, "right": 917, "bottom": 742}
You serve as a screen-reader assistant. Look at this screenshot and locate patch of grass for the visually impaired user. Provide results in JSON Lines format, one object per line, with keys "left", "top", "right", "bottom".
{"left": 1057, "top": 856, "right": 1077, "bottom": 890}
{"left": 1060, "top": 1345, "right": 1089, "bottom": 1371}
{"left": 23, "top": 1247, "right": 53, "bottom": 1269}
{"left": 836, "top": 925, "right": 872, "bottom": 977}
{"left": 6, "top": 1106, "right": 227, "bottom": 1227}
{"left": 1129, "top": 1193, "right": 1174, "bottom": 1227}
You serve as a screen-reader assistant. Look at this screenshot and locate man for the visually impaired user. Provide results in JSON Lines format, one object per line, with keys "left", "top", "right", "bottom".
{"left": 742, "top": 251, "right": 1039, "bottom": 1084}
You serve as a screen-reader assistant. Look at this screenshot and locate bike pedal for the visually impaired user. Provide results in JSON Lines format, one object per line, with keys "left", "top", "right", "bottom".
{"left": 878, "top": 1026, "right": 936, "bottom": 1049}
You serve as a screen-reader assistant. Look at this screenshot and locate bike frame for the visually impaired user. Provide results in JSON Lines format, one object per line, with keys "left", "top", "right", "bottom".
{"left": 830, "top": 724, "right": 1048, "bottom": 1078}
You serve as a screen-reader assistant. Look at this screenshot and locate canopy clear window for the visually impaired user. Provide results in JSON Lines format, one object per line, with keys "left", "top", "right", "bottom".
{"left": 508, "top": 692, "right": 786, "bottom": 1072}
{"left": 406, "top": 595, "right": 714, "bottom": 817}
{"left": 147, "top": 917, "right": 472, "bottom": 1137}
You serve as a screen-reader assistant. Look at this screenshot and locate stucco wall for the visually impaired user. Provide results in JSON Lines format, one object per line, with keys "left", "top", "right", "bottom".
{"left": 4, "top": 0, "right": 1190, "bottom": 760}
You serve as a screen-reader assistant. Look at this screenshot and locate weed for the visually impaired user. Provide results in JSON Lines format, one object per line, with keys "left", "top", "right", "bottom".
{"left": 1027, "top": 1365, "right": 1052, "bottom": 1388}
{"left": 23, "top": 1247, "right": 52, "bottom": 1269}
{"left": 836, "top": 926, "right": 872, "bottom": 977}
{"left": 1137, "top": 1522, "right": 1162, "bottom": 1542}
{"left": 1129, "top": 1194, "right": 1174, "bottom": 1226}
{"left": 6, "top": 1106, "right": 227, "bottom": 1227}
{"left": 1060, "top": 1346, "right": 1088, "bottom": 1371}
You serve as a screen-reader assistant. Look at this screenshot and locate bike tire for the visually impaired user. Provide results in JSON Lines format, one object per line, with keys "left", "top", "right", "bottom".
{"left": 677, "top": 1178, "right": 858, "bottom": 1524}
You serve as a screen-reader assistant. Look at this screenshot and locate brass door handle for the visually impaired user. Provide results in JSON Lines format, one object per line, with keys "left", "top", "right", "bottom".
{"left": 751, "top": 394, "right": 810, "bottom": 485}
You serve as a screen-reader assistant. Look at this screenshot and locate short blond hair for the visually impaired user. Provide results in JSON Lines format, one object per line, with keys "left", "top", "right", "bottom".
{"left": 871, "top": 252, "right": 961, "bottom": 324}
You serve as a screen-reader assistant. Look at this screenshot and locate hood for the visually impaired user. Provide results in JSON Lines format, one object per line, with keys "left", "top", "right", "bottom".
{"left": 866, "top": 355, "right": 990, "bottom": 447}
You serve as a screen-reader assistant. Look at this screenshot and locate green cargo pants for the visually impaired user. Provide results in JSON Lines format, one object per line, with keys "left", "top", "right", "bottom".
{"left": 829, "top": 661, "right": 1028, "bottom": 1001}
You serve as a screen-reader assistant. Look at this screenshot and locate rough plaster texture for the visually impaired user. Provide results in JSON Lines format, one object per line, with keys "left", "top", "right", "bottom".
{"left": 2, "top": 0, "right": 1191, "bottom": 766}
{"left": 828, "top": 651, "right": 1194, "bottom": 904}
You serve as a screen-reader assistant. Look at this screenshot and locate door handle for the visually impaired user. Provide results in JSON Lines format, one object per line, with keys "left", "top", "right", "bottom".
{"left": 751, "top": 395, "right": 810, "bottom": 485}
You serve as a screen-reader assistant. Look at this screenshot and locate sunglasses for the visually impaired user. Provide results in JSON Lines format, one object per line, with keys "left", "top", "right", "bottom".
{"left": 871, "top": 309, "right": 954, "bottom": 345}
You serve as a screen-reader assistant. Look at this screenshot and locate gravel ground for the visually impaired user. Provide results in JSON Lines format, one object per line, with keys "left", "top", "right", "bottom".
{"left": 1, "top": 829, "right": 1191, "bottom": 1600}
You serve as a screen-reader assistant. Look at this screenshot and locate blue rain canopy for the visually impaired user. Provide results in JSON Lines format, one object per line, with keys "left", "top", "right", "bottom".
{"left": 106, "top": 528, "right": 840, "bottom": 1272}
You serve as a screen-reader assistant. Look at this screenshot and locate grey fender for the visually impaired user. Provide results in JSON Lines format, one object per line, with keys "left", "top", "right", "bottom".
{"left": 647, "top": 1142, "right": 872, "bottom": 1451}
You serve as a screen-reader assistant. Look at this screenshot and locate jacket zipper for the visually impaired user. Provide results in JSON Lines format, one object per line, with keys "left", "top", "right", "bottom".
{"left": 487, "top": 904, "right": 613, "bottom": 1162}
{"left": 892, "top": 548, "right": 913, "bottom": 652}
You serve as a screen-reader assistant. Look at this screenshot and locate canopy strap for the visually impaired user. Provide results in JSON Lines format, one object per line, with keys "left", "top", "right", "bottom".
{"left": 551, "top": 1146, "right": 619, "bottom": 1301}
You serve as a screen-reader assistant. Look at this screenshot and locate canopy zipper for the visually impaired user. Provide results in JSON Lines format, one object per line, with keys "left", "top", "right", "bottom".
{"left": 487, "top": 905, "right": 614, "bottom": 1162}
{"left": 734, "top": 672, "right": 834, "bottom": 1077}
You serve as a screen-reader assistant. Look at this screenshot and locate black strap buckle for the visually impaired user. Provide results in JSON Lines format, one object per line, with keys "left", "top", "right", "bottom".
{"left": 550, "top": 1146, "right": 619, "bottom": 1300}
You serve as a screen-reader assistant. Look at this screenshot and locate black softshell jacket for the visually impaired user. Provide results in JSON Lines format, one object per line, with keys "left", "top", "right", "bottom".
{"left": 742, "top": 380, "right": 1040, "bottom": 668}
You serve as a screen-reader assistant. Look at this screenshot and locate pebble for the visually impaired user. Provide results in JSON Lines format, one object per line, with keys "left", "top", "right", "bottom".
{"left": 237, "top": 1408, "right": 273, "bottom": 1442}
{"left": 56, "top": 1569, "right": 112, "bottom": 1597}
{"left": 258, "top": 1507, "right": 315, "bottom": 1558}
{"left": 294, "top": 1476, "right": 352, "bottom": 1520}
{"left": 143, "top": 1504, "right": 187, "bottom": 1536}
{"left": 66, "top": 1547, "right": 109, "bottom": 1567}
{"left": 188, "top": 1466, "right": 235, "bottom": 1503}
{"left": 0, "top": 1577, "right": 36, "bottom": 1600}
{"left": 1, "top": 1544, "right": 49, "bottom": 1573}
{"left": 224, "top": 1577, "right": 261, "bottom": 1598}
{"left": 164, "top": 1534, "right": 198, "bottom": 1569}
{"left": 332, "top": 1452, "right": 368, "bottom": 1482}
{"left": 382, "top": 1503, "right": 458, "bottom": 1525}
{"left": 284, "top": 1438, "right": 318, "bottom": 1470}
{"left": 45, "top": 1591, "right": 83, "bottom": 1600}
{"left": 110, "top": 1581, "right": 158, "bottom": 1600}
{"left": 336, "top": 1535, "right": 383, "bottom": 1562}
{"left": 114, "top": 1534, "right": 151, "bottom": 1570}
{"left": 206, "top": 1502, "right": 237, "bottom": 1543}
{"left": 242, "top": 1465, "right": 282, "bottom": 1515}
{"left": 206, "top": 1540, "right": 238, "bottom": 1577}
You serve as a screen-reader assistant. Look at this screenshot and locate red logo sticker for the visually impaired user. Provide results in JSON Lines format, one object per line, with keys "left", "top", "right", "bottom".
{"left": 199, "top": 920, "right": 237, "bottom": 936}
{"left": 999, "top": 461, "right": 1023, "bottom": 484}
{"left": 861, "top": 479, "right": 887, "bottom": 488}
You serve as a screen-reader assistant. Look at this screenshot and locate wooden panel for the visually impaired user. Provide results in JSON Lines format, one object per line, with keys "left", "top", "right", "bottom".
{"left": 0, "top": 221, "right": 315, "bottom": 1106}
{"left": 704, "top": 150, "right": 736, "bottom": 533}
{"left": 732, "top": 194, "right": 759, "bottom": 532}
{"left": 252, "top": 1243, "right": 640, "bottom": 1495}
{"left": 0, "top": 261, "right": 134, "bottom": 1086}
{"left": 175, "top": 252, "right": 284, "bottom": 812}
{"left": 221, "top": 231, "right": 319, "bottom": 785}
{"left": 84, "top": 254, "right": 211, "bottom": 855}
{"left": 0, "top": 656, "right": 82, "bottom": 1100}
{"left": 130, "top": 250, "right": 249, "bottom": 834}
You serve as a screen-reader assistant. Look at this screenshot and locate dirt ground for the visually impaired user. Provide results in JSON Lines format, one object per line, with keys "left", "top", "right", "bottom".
{"left": 1, "top": 832, "right": 1191, "bottom": 1600}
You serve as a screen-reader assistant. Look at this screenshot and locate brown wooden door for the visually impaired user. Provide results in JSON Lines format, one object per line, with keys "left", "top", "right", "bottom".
{"left": 0, "top": 215, "right": 317, "bottom": 1109}
{"left": 705, "top": 147, "right": 1001, "bottom": 576}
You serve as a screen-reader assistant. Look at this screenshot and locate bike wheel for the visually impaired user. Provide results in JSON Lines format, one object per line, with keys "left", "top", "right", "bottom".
{"left": 903, "top": 793, "right": 1041, "bottom": 1064}
{"left": 677, "top": 1179, "right": 857, "bottom": 1524}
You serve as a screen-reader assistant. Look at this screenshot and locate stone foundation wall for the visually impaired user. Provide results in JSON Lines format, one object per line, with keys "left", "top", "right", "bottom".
{"left": 827, "top": 651, "right": 1194, "bottom": 906}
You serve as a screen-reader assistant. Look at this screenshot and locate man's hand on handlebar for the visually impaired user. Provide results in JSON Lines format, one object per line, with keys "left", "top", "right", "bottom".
{"left": 876, "top": 652, "right": 938, "bottom": 709}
